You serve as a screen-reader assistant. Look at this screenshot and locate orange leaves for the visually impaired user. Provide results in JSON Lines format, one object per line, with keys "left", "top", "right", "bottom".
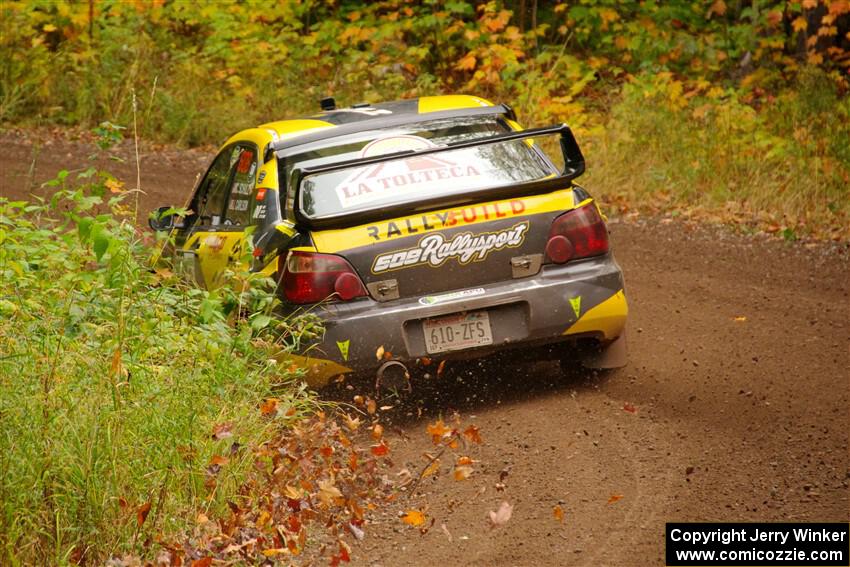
{"left": 455, "top": 53, "right": 477, "bottom": 71}
{"left": 553, "top": 505, "right": 565, "bottom": 523}
{"left": 259, "top": 398, "right": 278, "bottom": 416}
{"left": 792, "top": 16, "right": 808, "bottom": 33}
{"left": 401, "top": 509, "right": 426, "bottom": 526}
{"left": 136, "top": 501, "right": 151, "bottom": 527}
{"left": 370, "top": 440, "right": 389, "bottom": 457}
{"left": 463, "top": 425, "right": 483, "bottom": 444}
{"left": 608, "top": 494, "right": 624, "bottom": 504}
{"left": 426, "top": 419, "right": 450, "bottom": 444}
{"left": 706, "top": 0, "right": 727, "bottom": 18}
{"left": 453, "top": 455, "right": 474, "bottom": 480}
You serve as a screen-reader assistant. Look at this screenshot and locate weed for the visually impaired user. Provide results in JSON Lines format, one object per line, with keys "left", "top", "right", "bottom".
{"left": 0, "top": 171, "right": 316, "bottom": 564}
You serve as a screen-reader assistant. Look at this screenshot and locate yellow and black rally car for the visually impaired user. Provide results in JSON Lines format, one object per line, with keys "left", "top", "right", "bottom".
{"left": 150, "top": 95, "right": 628, "bottom": 387}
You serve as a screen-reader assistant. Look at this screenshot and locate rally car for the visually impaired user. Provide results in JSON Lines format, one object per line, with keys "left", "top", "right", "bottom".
{"left": 149, "top": 95, "right": 628, "bottom": 388}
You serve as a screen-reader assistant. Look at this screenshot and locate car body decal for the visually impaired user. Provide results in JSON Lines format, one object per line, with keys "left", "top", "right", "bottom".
{"left": 311, "top": 188, "right": 575, "bottom": 253}
{"left": 372, "top": 222, "right": 529, "bottom": 274}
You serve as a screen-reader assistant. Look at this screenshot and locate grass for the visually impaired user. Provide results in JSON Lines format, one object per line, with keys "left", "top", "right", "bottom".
{"left": 0, "top": 173, "right": 320, "bottom": 565}
{"left": 583, "top": 70, "right": 850, "bottom": 241}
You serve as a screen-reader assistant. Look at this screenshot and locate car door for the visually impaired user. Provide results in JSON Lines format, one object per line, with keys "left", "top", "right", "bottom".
{"left": 176, "top": 143, "right": 258, "bottom": 288}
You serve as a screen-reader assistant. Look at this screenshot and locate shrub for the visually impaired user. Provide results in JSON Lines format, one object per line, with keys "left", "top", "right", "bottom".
{"left": 0, "top": 171, "right": 316, "bottom": 564}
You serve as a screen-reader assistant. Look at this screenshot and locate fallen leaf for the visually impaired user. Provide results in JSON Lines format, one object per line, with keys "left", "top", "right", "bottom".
{"left": 422, "top": 459, "right": 440, "bottom": 478}
{"left": 463, "top": 425, "right": 483, "bottom": 444}
{"left": 607, "top": 494, "right": 624, "bottom": 504}
{"left": 349, "top": 522, "right": 365, "bottom": 540}
{"left": 343, "top": 413, "right": 361, "bottom": 431}
{"left": 426, "top": 419, "right": 450, "bottom": 444}
{"left": 488, "top": 501, "right": 513, "bottom": 528}
{"left": 137, "top": 501, "right": 152, "bottom": 526}
{"left": 366, "top": 398, "right": 377, "bottom": 415}
{"left": 376, "top": 345, "right": 385, "bottom": 360}
{"left": 209, "top": 454, "right": 229, "bottom": 466}
{"left": 623, "top": 402, "right": 637, "bottom": 413}
{"left": 262, "top": 548, "right": 289, "bottom": 557}
{"left": 441, "top": 522, "right": 453, "bottom": 542}
{"left": 191, "top": 558, "right": 212, "bottom": 567}
{"left": 371, "top": 440, "right": 389, "bottom": 457}
{"left": 371, "top": 424, "right": 384, "bottom": 440}
{"left": 317, "top": 479, "right": 343, "bottom": 506}
{"left": 339, "top": 540, "right": 351, "bottom": 562}
{"left": 453, "top": 465, "right": 473, "bottom": 481}
{"left": 260, "top": 398, "right": 278, "bottom": 416}
{"left": 437, "top": 360, "right": 447, "bottom": 376}
{"left": 401, "top": 509, "right": 426, "bottom": 526}
{"left": 733, "top": 316, "right": 747, "bottom": 322}
{"left": 212, "top": 422, "right": 233, "bottom": 439}
{"left": 553, "top": 505, "right": 565, "bottom": 523}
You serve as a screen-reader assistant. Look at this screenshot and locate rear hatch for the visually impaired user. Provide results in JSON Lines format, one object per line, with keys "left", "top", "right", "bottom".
{"left": 289, "top": 124, "right": 586, "bottom": 301}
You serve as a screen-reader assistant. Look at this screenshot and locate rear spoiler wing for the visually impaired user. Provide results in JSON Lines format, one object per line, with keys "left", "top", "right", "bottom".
{"left": 287, "top": 124, "right": 585, "bottom": 230}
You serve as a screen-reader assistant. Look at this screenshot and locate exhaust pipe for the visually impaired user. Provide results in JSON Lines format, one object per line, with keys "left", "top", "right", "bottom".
{"left": 375, "top": 360, "right": 411, "bottom": 395}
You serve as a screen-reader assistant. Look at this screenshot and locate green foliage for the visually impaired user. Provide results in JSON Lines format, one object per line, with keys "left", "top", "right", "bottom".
{"left": 586, "top": 67, "right": 850, "bottom": 238}
{"left": 0, "top": 171, "right": 318, "bottom": 564}
{"left": 0, "top": 0, "right": 847, "bottom": 237}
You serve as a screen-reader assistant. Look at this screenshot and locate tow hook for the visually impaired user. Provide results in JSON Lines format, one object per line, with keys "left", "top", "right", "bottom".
{"left": 375, "top": 360, "right": 411, "bottom": 395}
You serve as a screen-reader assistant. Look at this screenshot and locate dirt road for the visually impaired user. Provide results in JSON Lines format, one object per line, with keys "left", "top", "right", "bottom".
{"left": 2, "top": 130, "right": 848, "bottom": 566}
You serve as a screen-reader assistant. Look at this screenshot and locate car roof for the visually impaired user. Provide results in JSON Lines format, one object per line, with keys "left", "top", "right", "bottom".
{"left": 222, "top": 95, "right": 508, "bottom": 152}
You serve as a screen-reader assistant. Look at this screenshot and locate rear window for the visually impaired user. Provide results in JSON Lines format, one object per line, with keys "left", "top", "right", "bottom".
{"left": 282, "top": 117, "right": 558, "bottom": 220}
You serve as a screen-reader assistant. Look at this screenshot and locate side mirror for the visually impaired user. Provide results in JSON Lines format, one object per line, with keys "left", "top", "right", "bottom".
{"left": 149, "top": 206, "right": 176, "bottom": 231}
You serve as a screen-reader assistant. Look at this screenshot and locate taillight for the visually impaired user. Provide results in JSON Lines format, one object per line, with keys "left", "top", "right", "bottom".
{"left": 280, "top": 251, "right": 367, "bottom": 304}
{"left": 546, "top": 203, "right": 609, "bottom": 264}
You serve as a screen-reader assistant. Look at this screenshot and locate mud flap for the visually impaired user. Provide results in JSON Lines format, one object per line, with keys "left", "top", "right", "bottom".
{"left": 581, "top": 331, "right": 627, "bottom": 369}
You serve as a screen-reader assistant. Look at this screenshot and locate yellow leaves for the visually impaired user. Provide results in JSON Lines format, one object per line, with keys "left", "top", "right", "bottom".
{"left": 401, "top": 509, "right": 426, "bottom": 526}
{"left": 733, "top": 316, "right": 747, "bottom": 322}
{"left": 807, "top": 52, "right": 824, "bottom": 65}
{"left": 456, "top": 53, "right": 477, "bottom": 71}
{"left": 375, "top": 345, "right": 384, "bottom": 360}
{"left": 317, "top": 479, "right": 342, "bottom": 507}
{"left": 802, "top": 0, "right": 818, "bottom": 8}
{"left": 422, "top": 459, "right": 440, "bottom": 478}
{"left": 792, "top": 17, "right": 808, "bottom": 33}
{"left": 42, "top": 24, "right": 57, "bottom": 33}
{"left": 342, "top": 413, "right": 361, "bottom": 431}
{"left": 614, "top": 36, "right": 630, "bottom": 50}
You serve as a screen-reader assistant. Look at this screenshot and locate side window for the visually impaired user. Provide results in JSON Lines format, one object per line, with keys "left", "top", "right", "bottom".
{"left": 194, "top": 146, "right": 240, "bottom": 226}
{"left": 223, "top": 146, "right": 257, "bottom": 227}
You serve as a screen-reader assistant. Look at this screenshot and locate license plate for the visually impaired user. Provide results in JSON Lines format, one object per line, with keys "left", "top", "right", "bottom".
{"left": 423, "top": 311, "right": 493, "bottom": 354}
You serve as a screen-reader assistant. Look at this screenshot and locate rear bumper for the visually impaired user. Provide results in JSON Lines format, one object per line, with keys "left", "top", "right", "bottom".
{"left": 281, "top": 254, "right": 627, "bottom": 384}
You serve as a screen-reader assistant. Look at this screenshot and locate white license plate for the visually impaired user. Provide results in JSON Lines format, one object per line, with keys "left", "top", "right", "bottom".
{"left": 423, "top": 311, "right": 493, "bottom": 354}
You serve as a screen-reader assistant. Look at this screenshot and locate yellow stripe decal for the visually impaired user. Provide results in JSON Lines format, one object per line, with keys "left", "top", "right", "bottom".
{"left": 312, "top": 188, "right": 577, "bottom": 253}
{"left": 418, "top": 95, "right": 494, "bottom": 113}
{"left": 564, "top": 290, "right": 628, "bottom": 340}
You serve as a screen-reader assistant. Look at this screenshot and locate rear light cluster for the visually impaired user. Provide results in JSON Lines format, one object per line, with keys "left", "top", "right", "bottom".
{"left": 280, "top": 251, "right": 366, "bottom": 304}
{"left": 545, "top": 203, "right": 609, "bottom": 264}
